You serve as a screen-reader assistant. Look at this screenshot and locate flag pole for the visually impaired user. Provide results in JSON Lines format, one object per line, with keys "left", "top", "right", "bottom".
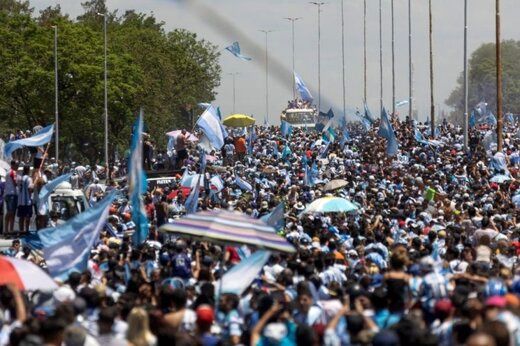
{"left": 341, "top": 0, "right": 346, "bottom": 118}
{"left": 408, "top": 0, "right": 413, "bottom": 120}
{"left": 391, "top": 0, "right": 395, "bottom": 117}
{"left": 379, "top": 0, "right": 383, "bottom": 112}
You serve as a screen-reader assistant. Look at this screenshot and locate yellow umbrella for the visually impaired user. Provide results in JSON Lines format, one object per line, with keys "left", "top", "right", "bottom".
{"left": 222, "top": 114, "right": 256, "bottom": 127}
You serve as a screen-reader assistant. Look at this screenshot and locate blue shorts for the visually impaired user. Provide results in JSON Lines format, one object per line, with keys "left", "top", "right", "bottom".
{"left": 5, "top": 195, "right": 17, "bottom": 213}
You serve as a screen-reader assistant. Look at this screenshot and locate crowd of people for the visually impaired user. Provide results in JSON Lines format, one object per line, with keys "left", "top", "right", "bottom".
{"left": 286, "top": 99, "right": 315, "bottom": 110}
{"left": 0, "top": 115, "right": 519, "bottom": 346}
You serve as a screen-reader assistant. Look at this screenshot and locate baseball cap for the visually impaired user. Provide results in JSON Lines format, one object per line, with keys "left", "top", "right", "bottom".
{"left": 196, "top": 305, "right": 214, "bottom": 326}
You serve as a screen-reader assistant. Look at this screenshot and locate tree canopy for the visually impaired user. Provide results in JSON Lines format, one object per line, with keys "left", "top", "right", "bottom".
{"left": 0, "top": 0, "right": 221, "bottom": 164}
{"left": 446, "top": 40, "right": 520, "bottom": 124}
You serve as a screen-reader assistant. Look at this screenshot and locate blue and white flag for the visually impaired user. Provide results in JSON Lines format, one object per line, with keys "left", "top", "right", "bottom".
{"left": 39, "top": 191, "right": 117, "bottom": 280}
{"left": 197, "top": 106, "right": 225, "bottom": 149}
{"left": 225, "top": 41, "right": 252, "bottom": 61}
{"left": 505, "top": 113, "right": 515, "bottom": 123}
{"left": 260, "top": 202, "right": 285, "bottom": 231}
{"left": 484, "top": 112, "right": 497, "bottom": 126}
{"left": 5, "top": 124, "right": 54, "bottom": 158}
{"left": 129, "top": 111, "right": 149, "bottom": 245}
{"left": 294, "top": 72, "right": 313, "bottom": 102}
{"left": 181, "top": 169, "right": 204, "bottom": 188}
{"left": 281, "top": 120, "right": 293, "bottom": 138}
{"left": 38, "top": 173, "right": 71, "bottom": 215}
{"left": 475, "top": 101, "right": 487, "bottom": 116}
{"left": 395, "top": 100, "right": 409, "bottom": 108}
{"left": 217, "top": 250, "right": 271, "bottom": 296}
{"left": 235, "top": 175, "right": 253, "bottom": 192}
{"left": 364, "top": 102, "right": 375, "bottom": 123}
{"left": 319, "top": 108, "right": 335, "bottom": 119}
{"left": 185, "top": 176, "right": 202, "bottom": 214}
{"left": 339, "top": 128, "right": 350, "bottom": 148}
{"left": 378, "top": 108, "right": 399, "bottom": 157}
{"left": 281, "top": 144, "right": 292, "bottom": 161}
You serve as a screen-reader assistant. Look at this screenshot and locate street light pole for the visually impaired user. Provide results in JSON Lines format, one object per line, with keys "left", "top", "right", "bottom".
{"left": 227, "top": 72, "right": 239, "bottom": 114}
{"left": 391, "top": 0, "right": 395, "bottom": 117}
{"left": 429, "top": 0, "right": 435, "bottom": 135}
{"left": 463, "top": 0, "right": 469, "bottom": 150}
{"left": 260, "top": 30, "right": 273, "bottom": 125}
{"left": 341, "top": 0, "right": 346, "bottom": 118}
{"left": 52, "top": 25, "right": 59, "bottom": 161}
{"left": 97, "top": 12, "right": 109, "bottom": 170}
{"left": 364, "top": 0, "right": 367, "bottom": 103}
{"left": 310, "top": 2, "right": 325, "bottom": 111}
{"left": 496, "top": 0, "right": 503, "bottom": 151}
{"left": 284, "top": 17, "right": 301, "bottom": 99}
{"left": 379, "top": 0, "right": 383, "bottom": 113}
{"left": 408, "top": 0, "right": 413, "bottom": 120}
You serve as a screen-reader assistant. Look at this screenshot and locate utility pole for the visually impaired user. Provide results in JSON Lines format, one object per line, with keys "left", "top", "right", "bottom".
{"left": 52, "top": 25, "right": 59, "bottom": 161}
{"left": 284, "top": 17, "right": 301, "bottom": 99}
{"left": 429, "top": 0, "right": 435, "bottom": 135}
{"left": 341, "top": 0, "right": 346, "bottom": 118}
{"left": 463, "top": 0, "right": 469, "bottom": 150}
{"left": 260, "top": 30, "right": 274, "bottom": 125}
{"left": 310, "top": 2, "right": 325, "bottom": 111}
{"left": 496, "top": 0, "right": 503, "bottom": 151}
{"left": 391, "top": 0, "right": 396, "bottom": 117}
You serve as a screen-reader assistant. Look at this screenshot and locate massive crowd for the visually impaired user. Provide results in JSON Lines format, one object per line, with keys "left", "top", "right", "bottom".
{"left": 0, "top": 115, "right": 519, "bottom": 346}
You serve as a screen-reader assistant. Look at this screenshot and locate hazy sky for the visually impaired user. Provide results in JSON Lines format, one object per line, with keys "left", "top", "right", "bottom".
{"left": 31, "top": 0, "right": 520, "bottom": 123}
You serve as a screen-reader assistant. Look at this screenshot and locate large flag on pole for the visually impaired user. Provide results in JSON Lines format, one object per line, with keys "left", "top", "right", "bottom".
{"left": 38, "top": 191, "right": 116, "bottom": 280}
{"left": 225, "top": 41, "right": 252, "bottom": 61}
{"left": 294, "top": 72, "right": 314, "bottom": 103}
{"left": 129, "top": 111, "right": 149, "bottom": 245}
{"left": 5, "top": 124, "right": 54, "bottom": 158}
{"left": 197, "top": 106, "right": 225, "bottom": 149}
{"left": 260, "top": 202, "right": 285, "bottom": 231}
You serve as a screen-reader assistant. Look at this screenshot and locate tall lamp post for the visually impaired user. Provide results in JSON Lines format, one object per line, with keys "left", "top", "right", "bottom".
{"left": 408, "top": 0, "right": 413, "bottom": 120}
{"left": 379, "top": 0, "right": 383, "bottom": 112}
{"left": 363, "top": 0, "right": 367, "bottom": 103}
{"left": 52, "top": 25, "right": 59, "bottom": 161}
{"left": 259, "top": 30, "right": 274, "bottom": 125}
{"left": 310, "top": 2, "right": 325, "bottom": 111}
{"left": 496, "top": 0, "right": 503, "bottom": 151}
{"left": 391, "top": 0, "right": 396, "bottom": 117}
{"left": 284, "top": 17, "right": 301, "bottom": 99}
{"left": 227, "top": 72, "right": 240, "bottom": 114}
{"left": 97, "top": 12, "right": 109, "bottom": 170}
{"left": 463, "top": 0, "right": 469, "bottom": 150}
{"left": 429, "top": 0, "right": 435, "bottom": 135}
{"left": 340, "top": 0, "right": 346, "bottom": 119}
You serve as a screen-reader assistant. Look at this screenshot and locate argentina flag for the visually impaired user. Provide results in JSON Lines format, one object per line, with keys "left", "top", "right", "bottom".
{"left": 294, "top": 72, "right": 314, "bottom": 103}
{"left": 5, "top": 124, "right": 54, "bottom": 158}
{"left": 129, "top": 111, "right": 149, "bottom": 245}
{"left": 225, "top": 41, "right": 252, "bottom": 61}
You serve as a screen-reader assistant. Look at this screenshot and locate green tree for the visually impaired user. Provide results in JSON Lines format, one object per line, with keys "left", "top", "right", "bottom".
{"left": 446, "top": 40, "right": 520, "bottom": 124}
{"left": 0, "top": 0, "right": 221, "bottom": 164}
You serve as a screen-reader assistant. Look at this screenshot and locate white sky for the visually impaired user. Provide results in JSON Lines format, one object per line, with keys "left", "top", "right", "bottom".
{"left": 31, "top": 0, "right": 520, "bottom": 123}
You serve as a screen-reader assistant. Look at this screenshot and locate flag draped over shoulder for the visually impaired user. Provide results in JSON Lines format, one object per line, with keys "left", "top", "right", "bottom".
{"left": 129, "top": 111, "right": 149, "bottom": 245}
{"left": 377, "top": 108, "right": 399, "bottom": 157}
{"left": 225, "top": 41, "right": 252, "bottom": 61}
{"left": 36, "top": 191, "right": 117, "bottom": 280}
{"left": 294, "top": 72, "right": 313, "bottom": 102}
{"left": 197, "top": 106, "right": 225, "bottom": 149}
{"left": 5, "top": 124, "right": 54, "bottom": 158}
{"left": 235, "top": 175, "right": 253, "bottom": 192}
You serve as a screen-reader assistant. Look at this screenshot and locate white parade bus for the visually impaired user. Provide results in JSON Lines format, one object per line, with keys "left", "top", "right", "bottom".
{"left": 281, "top": 108, "right": 317, "bottom": 128}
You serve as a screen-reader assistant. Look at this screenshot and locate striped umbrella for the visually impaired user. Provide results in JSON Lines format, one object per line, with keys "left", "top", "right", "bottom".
{"left": 0, "top": 256, "right": 58, "bottom": 291}
{"left": 159, "top": 210, "right": 295, "bottom": 253}
{"left": 303, "top": 196, "right": 359, "bottom": 214}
